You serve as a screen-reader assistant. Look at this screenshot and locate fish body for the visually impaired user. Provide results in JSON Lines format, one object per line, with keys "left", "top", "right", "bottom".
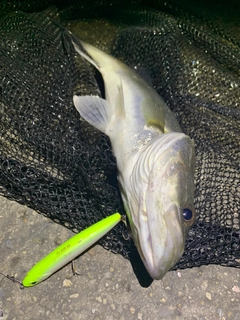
{"left": 72, "top": 38, "right": 196, "bottom": 280}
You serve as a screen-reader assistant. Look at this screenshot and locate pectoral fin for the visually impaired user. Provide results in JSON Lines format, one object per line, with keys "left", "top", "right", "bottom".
{"left": 141, "top": 95, "right": 170, "bottom": 133}
{"left": 73, "top": 95, "right": 110, "bottom": 133}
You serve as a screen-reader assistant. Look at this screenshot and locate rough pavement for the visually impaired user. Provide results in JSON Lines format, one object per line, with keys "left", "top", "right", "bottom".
{"left": 0, "top": 195, "right": 240, "bottom": 320}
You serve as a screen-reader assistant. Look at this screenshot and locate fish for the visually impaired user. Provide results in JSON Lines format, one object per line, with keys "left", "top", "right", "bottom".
{"left": 72, "top": 36, "right": 196, "bottom": 280}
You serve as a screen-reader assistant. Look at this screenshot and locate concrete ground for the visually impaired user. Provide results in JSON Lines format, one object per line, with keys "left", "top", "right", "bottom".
{"left": 0, "top": 195, "right": 239, "bottom": 320}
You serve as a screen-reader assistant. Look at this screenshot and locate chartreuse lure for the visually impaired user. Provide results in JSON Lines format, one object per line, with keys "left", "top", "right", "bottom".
{"left": 22, "top": 213, "right": 122, "bottom": 287}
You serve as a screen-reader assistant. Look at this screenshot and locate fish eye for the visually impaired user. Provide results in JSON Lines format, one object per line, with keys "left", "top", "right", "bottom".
{"left": 182, "top": 207, "right": 196, "bottom": 227}
{"left": 182, "top": 206, "right": 196, "bottom": 228}
{"left": 183, "top": 208, "right": 193, "bottom": 221}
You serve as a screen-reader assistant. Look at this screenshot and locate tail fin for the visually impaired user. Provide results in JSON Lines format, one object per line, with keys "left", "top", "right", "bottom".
{"left": 50, "top": 18, "right": 99, "bottom": 69}
{"left": 69, "top": 33, "right": 99, "bottom": 70}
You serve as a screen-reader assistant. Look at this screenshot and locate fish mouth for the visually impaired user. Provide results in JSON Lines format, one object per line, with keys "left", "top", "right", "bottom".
{"left": 136, "top": 203, "right": 186, "bottom": 280}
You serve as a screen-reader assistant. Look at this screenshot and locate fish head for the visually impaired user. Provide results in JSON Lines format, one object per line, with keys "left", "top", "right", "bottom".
{"left": 125, "top": 132, "right": 196, "bottom": 280}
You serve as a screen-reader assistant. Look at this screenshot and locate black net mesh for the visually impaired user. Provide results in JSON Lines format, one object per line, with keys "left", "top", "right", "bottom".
{"left": 0, "top": 0, "right": 239, "bottom": 276}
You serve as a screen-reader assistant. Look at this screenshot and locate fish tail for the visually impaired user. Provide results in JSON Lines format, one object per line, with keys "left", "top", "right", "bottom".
{"left": 71, "top": 34, "right": 124, "bottom": 73}
{"left": 68, "top": 32, "right": 98, "bottom": 70}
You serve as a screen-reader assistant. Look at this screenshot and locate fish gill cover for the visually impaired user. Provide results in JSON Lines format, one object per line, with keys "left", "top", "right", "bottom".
{"left": 0, "top": 0, "right": 239, "bottom": 281}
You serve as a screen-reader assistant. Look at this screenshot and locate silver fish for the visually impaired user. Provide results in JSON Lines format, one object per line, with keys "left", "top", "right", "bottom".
{"left": 72, "top": 38, "right": 196, "bottom": 280}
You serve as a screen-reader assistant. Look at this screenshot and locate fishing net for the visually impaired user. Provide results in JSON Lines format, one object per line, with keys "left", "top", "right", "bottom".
{"left": 0, "top": 0, "right": 239, "bottom": 280}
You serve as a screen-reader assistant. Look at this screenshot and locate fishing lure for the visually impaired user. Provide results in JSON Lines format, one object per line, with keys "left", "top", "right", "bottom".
{"left": 22, "top": 213, "right": 122, "bottom": 287}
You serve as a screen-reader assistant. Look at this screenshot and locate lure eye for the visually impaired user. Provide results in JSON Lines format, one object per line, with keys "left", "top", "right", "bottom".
{"left": 183, "top": 208, "right": 193, "bottom": 221}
